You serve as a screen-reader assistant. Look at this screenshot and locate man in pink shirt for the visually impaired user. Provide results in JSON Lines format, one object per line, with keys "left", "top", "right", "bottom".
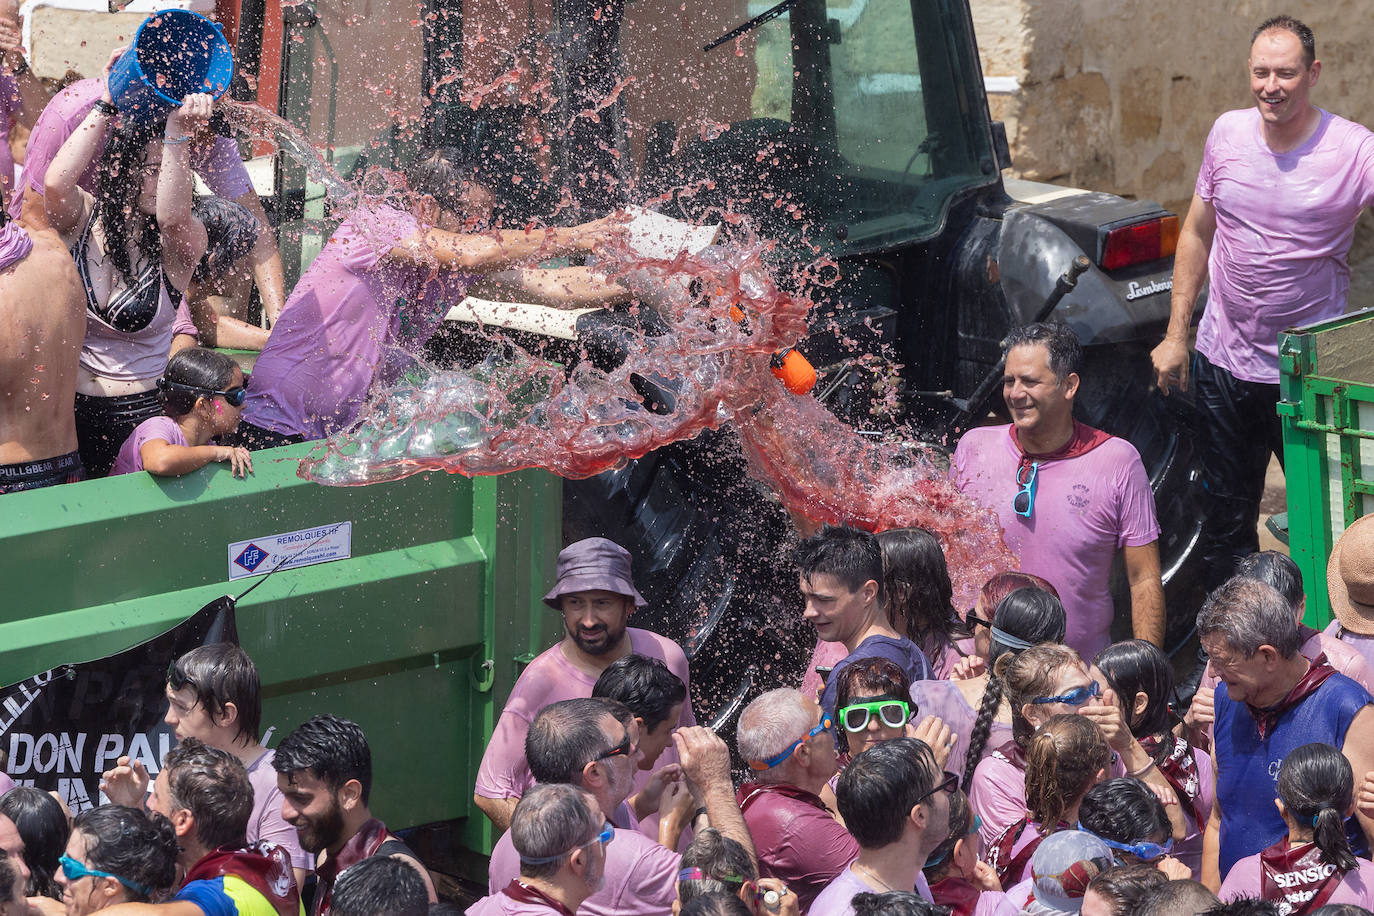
{"left": 470, "top": 784, "right": 611, "bottom": 916}
{"left": 1152, "top": 15, "right": 1374, "bottom": 588}
{"left": 735, "top": 687, "right": 857, "bottom": 913}
{"left": 487, "top": 698, "right": 753, "bottom": 916}
{"left": 475, "top": 537, "right": 695, "bottom": 831}
{"left": 954, "top": 322, "right": 1163, "bottom": 659}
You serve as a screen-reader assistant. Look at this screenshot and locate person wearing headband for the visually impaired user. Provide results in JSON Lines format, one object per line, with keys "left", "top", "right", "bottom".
{"left": 469, "top": 784, "right": 611, "bottom": 916}
{"left": 109, "top": 346, "right": 252, "bottom": 478}
{"left": 674, "top": 828, "right": 795, "bottom": 916}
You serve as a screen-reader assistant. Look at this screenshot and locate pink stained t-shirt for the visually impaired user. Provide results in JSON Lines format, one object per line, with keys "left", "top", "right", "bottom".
{"left": 11, "top": 78, "right": 252, "bottom": 220}
{"left": 909, "top": 678, "right": 1011, "bottom": 783}
{"left": 466, "top": 890, "right": 564, "bottom": 916}
{"left": 952, "top": 425, "right": 1160, "bottom": 659}
{"left": 1219, "top": 847, "right": 1374, "bottom": 909}
{"left": 244, "top": 748, "right": 313, "bottom": 873}
{"left": 809, "top": 864, "right": 936, "bottom": 916}
{"left": 488, "top": 824, "right": 680, "bottom": 916}
{"left": 473, "top": 627, "right": 696, "bottom": 801}
{"left": 242, "top": 203, "right": 475, "bottom": 440}
{"left": 1195, "top": 107, "right": 1374, "bottom": 384}
{"left": 1325, "top": 620, "right": 1374, "bottom": 676}
{"left": 111, "top": 415, "right": 187, "bottom": 475}
{"left": 0, "top": 73, "right": 18, "bottom": 194}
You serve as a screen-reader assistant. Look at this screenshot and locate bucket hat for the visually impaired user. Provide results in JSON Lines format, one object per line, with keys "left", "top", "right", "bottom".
{"left": 543, "top": 537, "right": 647, "bottom": 609}
{"left": 1328, "top": 514, "right": 1374, "bottom": 635}
{"left": 1028, "top": 830, "right": 1114, "bottom": 914}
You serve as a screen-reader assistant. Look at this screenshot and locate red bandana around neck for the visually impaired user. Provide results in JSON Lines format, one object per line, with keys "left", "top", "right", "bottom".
{"left": 1247, "top": 655, "right": 1337, "bottom": 740}
{"left": 985, "top": 817, "right": 1068, "bottom": 885}
{"left": 182, "top": 844, "right": 300, "bottom": 916}
{"left": 928, "top": 876, "right": 982, "bottom": 916}
{"left": 1259, "top": 837, "right": 1345, "bottom": 914}
{"left": 992, "top": 740, "right": 1028, "bottom": 771}
{"left": 502, "top": 879, "right": 577, "bottom": 916}
{"left": 1008, "top": 420, "right": 1112, "bottom": 470}
{"left": 1139, "top": 733, "right": 1203, "bottom": 824}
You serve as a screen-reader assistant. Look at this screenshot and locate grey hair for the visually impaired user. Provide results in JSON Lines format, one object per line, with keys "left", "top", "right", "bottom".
{"left": 1197, "top": 577, "right": 1302, "bottom": 659}
{"left": 512, "top": 784, "right": 602, "bottom": 880}
{"left": 736, "top": 688, "right": 815, "bottom": 777}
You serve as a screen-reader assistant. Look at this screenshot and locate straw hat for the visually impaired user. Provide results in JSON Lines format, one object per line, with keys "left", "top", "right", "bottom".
{"left": 1327, "top": 514, "right": 1374, "bottom": 635}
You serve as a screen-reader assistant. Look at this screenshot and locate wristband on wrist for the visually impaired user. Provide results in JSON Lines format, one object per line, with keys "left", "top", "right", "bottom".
{"left": 9, "top": 57, "right": 28, "bottom": 76}
{"left": 1127, "top": 757, "right": 1156, "bottom": 778}
{"left": 692, "top": 806, "right": 708, "bottom": 823}
{"left": 162, "top": 134, "right": 193, "bottom": 146}
{"left": 93, "top": 99, "right": 118, "bottom": 117}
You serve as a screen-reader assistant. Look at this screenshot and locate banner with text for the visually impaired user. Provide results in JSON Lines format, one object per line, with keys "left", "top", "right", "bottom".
{"left": 0, "top": 597, "right": 238, "bottom": 813}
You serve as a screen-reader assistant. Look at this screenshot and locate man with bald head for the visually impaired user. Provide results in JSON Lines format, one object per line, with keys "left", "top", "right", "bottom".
{"left": 0, "top": 185, "right": 87, "bottom": 494}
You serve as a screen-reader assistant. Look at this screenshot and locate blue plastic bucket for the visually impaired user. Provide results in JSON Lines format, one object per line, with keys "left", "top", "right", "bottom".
{"left": 107, "top": 9, "right": 235, "bottom": 124}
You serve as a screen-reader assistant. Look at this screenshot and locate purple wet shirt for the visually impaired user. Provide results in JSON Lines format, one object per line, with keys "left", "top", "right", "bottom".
{"left": 1, "top": 73, "right": 18, "bottom": 195}
{"left": 953, "top": 425, "right": 1159, "bottom": 659}
{"left": 1196, "top": 108, "right": 1374, "bottom": 383}
{"left": 243, "top": 203, "right": 477, "bottom": 439}
{"left": 10, "top": 78, "right": 251, "bottom": 220}
{"left": 111, "top": 415, "right": 187, "bottom": 475}
{"left": 245, "top": 748, "right": 312, "bottom": 872}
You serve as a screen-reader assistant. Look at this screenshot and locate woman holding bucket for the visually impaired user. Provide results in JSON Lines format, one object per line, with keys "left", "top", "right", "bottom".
{"left": 44, "top": 54, "right": 211, "bottom": 477}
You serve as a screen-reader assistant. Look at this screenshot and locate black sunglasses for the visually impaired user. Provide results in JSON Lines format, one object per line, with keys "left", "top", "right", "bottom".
{"left": 166, "top": 660, "right": 193, "bottom": 691}
{"left": 595, "top": 730, "right": 634, "bottom": 761}
{"left": 966, "top": 611, "right": 992, "bottom": 630}
{"left": 913, "top": 770, "right": 959, "bottom": 805}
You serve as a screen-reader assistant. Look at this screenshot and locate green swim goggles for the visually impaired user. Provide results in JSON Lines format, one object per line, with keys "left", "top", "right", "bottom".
{"left": 838, "top": 697, "right": 913, "bottom": 733}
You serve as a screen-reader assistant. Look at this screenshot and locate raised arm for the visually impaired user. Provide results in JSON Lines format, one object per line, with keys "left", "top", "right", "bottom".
{"left": 468, "top": 266, "right": 631, "bottom": 309}
{"left": 1151, "top": 193, "right": 1216, "bottom": 395}
{"left": 156, "top": 95, "right": 210, "bottom": 293}
{"left": 42, "top": 50, "right": 126, "bottom": 234}
{"left": 390, "top": 213, "right": 619, "bottom": 273}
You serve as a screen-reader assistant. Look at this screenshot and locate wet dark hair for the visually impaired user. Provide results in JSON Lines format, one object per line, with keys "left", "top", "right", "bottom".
{"left": 851, "top": 891, "right": 948, "bottom": 916}
{"left": 796, "top": 524, "right": 885, "bottom": 603}
{"left": 0, "top": 787, "right": 68, "bottom": 898}
{"left": 837, "top": 738, "right": 937, "bottom": 850}
{"left": 1086, "top": 864, "right": 1168, "bottom": 916}
{"left": 681, "top": 893, "right": 753, "bottom": 916}
{"left": 94, "top": 118, "right": 165, "bottom": 289}
{"left": 1310, "top": 906, "right": 1374, "bottom": 916}
{"left": 73, "top": 805, "right": 178, "bottom": 903}
{"left": 877, "top": 528, "right": 966, "bottom": 661}
{"left": 592, "top": 654, "right": 687, "bottom": 733}
{"left": 273, "top": 714, "right": 374, "bottom": 805}
{"left": 405, "top": 147, "right": 486, "bottom": 217}
{"left": 1202, "top": 900, "right": 1280, "bottom": 916}
{"left": 158, "top": 347, "right": 238, "bottom": 418}
{"left": 835, "top": 657, "right": 912, "bottom": 754}
{"left": 1080, "top": 778, "right": 1171, "bottom": 846}
{"left": 1138, "top": 879, "right": 1220, "bottom": 916}
{"left": 1277, "top": 743, "right": 1358, "bottom": 873}
{"left": 526, "top": 697, "right": 630, "bottom": 785}
{"left": 1002, "top": 321, "right": 1083, "bottom": 380}
{"left": 679, "top": 828, "right": 757, "bottom": 904}
{"left": 1252, "top": 15, "right": 1315, "bottom": 67}
{"left": 961, "top": 586, "right": 1066, "bottom": 790}
{"left": 922, "top": 789, "right": 972, "bottom": 881}
{"left": 1234, "top": 551, "right": 1304, "bottom": 615}
{"left": 169, "top": 642, "right": 263, "bottom": 743}
{"left": 331, "top": 855, "right": 429, "bottom": 916}
{"left": 164, "top": 738, "right": 253, "bottom": 851}
{"left": 1092, "top": 640, "right": 1174, "bottom": 739}
{"left": 192, "top": 197, "right": 259, "bottom": 283}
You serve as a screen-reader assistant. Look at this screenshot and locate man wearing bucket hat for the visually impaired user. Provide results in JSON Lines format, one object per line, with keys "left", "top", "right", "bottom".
{"left": 1323, "top": 515, "right": 1374, "bottom": 673}
{"left": 475, "top": 537, "right": 695, "bottom": 832}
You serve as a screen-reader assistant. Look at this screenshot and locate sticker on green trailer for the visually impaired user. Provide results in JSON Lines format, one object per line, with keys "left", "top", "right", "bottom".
{"left": 227, "top": 521, "right": 353, "bottom": 580}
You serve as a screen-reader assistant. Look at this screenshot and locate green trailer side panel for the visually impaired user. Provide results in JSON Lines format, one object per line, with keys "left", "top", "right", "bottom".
{"left": 0, "top": 442, "right": 562, "bottom": 851}
{"left": 1280, "top": 308, "right": 1374, "bottom": 628}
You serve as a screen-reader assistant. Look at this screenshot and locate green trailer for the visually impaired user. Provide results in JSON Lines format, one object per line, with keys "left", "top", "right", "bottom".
{"left": 1279, "top": 307, "right": 1374, "bottom": 627}
{"left": 0, "top": 442, "right": 562, "bottom": 882}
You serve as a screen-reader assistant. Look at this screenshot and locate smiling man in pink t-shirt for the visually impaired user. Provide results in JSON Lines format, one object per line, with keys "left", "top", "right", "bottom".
{"left": 954, "top": 322, "right": 1162, "bottom": 659}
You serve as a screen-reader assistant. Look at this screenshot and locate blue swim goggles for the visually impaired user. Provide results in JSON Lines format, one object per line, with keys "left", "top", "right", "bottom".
{"left": 748, "top": 715, "right": 833, "bottom": 771}
{"left": 1076, "top": 827, "right": 1173, "bottom": 863}
{"left": 59, "top": 855, "right": 153, "bottom": 896}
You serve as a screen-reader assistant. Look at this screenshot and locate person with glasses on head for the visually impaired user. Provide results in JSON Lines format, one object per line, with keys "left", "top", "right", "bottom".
{"left": 488, "top": 697, "right": 752, "bottom": 916}
{"left": 470, "top": 784, "right": 613, "bottom": 916}
{"left": 986, "top": 715, "right": 1111, "bottom": 887}
{"left": 476, "top": 538, "right": 696, "bottom": 834}
{"left": 971, "top": 644, "right": 1187, "bottom": 851}
{"left": 1079, "top": 778, "right": 1190, "bottom": 879}
{"left": 952, "top": 321, "right": 1164, "bottom": 658}
{"left": 919, "top": 583, "right": 1064, "bottom": 791}
{"left": 674, "top": 828, "right": 796, "bottom": 916}
{"left": 923, "top": 789, "right": 1015, "bottom": 916}
{"left": 811, "top": 738, "right": 959, "bottom": 915}
{"left": 735, "top": 688, "right": 853, "bottom": 912}
{"left": 101, "top": 644, "right": 313, "bottom": 890}
{"left": 1092, "top": 640, "right": 1214, "bottom": 876}
{"left": 55, "top": 804, "right": 177, "bottom": 915}
{"left": 108, "top": 347, "right": 251, "bottom": 477}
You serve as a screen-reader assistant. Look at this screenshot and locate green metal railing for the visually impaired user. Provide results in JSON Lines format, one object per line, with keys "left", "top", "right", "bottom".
{"left": 1278, "top": 308, "right": 1374, "bottom": 627}
{"left": 0, "top": 443, "right": 562, "bottom": 865}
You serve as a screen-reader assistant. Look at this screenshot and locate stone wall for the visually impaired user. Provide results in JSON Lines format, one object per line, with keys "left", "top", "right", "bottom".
{"left": 972, "top": 0, "right": 1374, "bottom": 224}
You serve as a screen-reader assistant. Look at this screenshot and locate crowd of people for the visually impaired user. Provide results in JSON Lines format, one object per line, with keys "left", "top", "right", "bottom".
{"left": 6, "top": 7, "right": 1374, "bottom": 916}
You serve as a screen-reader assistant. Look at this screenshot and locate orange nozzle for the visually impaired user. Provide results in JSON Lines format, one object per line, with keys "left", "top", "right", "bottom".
{"left": 728, "top": 305, "right": 746, "bottom": 323}
{"left": 770, "top": 348, "right": 817, "bottom": 395}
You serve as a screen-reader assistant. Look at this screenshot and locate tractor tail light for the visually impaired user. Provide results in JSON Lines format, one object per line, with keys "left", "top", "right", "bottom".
{"left": 1100, "top": 215, "right": 1179, "bottom": 271}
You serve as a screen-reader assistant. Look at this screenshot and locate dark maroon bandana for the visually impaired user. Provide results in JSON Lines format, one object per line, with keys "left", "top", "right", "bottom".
{"left": 1247, "top": 655, "right": 1336, "bottom": 740}
{"left": 1259, "top": 837, "right": 1344, "bottom": 915}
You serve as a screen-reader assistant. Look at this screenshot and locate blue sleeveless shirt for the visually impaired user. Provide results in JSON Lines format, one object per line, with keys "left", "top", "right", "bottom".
{"left": 1213, "top": 671, "right": 1371, "bottom": 876}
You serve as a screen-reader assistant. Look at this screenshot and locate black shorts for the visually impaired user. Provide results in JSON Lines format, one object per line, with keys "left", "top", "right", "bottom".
{"left": 0, "top": 450, "right": 87, "bottom": 494}
{"left": 74, "top": 389, "right": 163, "bottom": 478}
{"left": 231, "top": 420, "right": 307, "bottom": 451}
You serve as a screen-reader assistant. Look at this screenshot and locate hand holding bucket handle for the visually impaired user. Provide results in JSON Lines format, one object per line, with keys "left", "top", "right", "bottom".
{"left": 101, "top": 47, "right": 129, "bottom": 104}
{"left": 166, "top": 93, "right": 214, "bottom": 141}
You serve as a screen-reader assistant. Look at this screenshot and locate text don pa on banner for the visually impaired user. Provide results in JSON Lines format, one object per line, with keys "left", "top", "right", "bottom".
{"left": 0, "top": 597, "right": 236, "bottom": 813}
